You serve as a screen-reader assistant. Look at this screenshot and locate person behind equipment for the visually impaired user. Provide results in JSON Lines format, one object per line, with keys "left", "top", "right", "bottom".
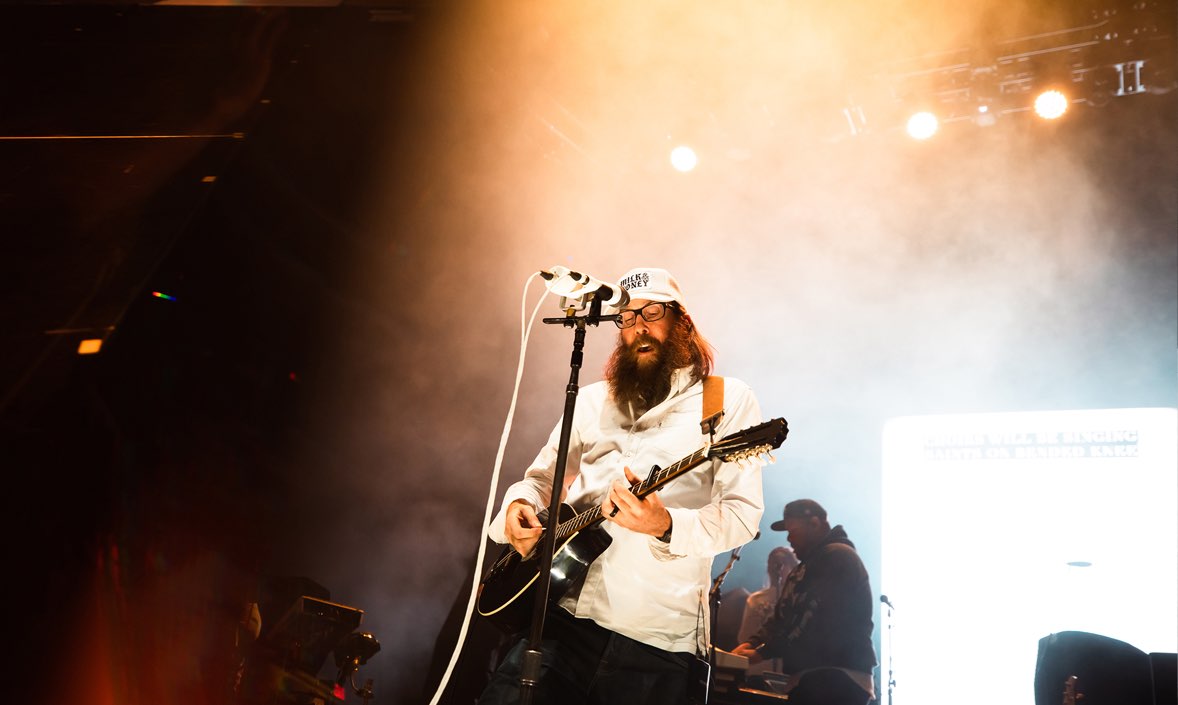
{"left": 736, "top": 545, "right": 798, "bottom": 676}
{"left": 733, "top": 499, "right": 877, "bottom": 705}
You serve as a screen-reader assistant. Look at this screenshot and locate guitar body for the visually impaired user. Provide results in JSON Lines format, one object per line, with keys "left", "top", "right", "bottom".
{"left": 475, "top": 418, "right": 788, "bottom": 634}
{"left": 476, "top": 503, "right": 613, "bottom": 632}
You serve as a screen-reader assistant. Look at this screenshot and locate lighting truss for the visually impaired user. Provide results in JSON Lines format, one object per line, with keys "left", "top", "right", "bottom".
{"left": 837, "top": 0, "right": 1176, "bottom": 139}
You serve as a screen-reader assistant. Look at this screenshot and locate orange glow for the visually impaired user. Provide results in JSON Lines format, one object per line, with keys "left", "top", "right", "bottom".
{"left": 78, "top": 339, "right": 103, "bottom": 355}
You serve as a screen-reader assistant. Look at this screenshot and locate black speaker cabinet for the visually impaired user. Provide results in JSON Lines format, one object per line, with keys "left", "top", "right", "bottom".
{"left": 1149, "top": 652, "right": 1177, "bottom": 705}
{"left": 1034, "top": 631, "right": 1154, "bottom": 705}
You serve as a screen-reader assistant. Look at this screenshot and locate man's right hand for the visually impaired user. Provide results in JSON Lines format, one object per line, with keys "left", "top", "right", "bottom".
{"left": 505, "top": 499, "right": 544, "bottom": 558}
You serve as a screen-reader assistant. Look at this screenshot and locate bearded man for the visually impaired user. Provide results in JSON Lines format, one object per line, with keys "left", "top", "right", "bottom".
{"left": 479, "top": 267, "right": 766, "bottom": 705}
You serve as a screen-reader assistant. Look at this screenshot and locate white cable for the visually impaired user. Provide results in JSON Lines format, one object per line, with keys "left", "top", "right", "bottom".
{"left": 427, "top": 271, "right": 549, "bottom": 705}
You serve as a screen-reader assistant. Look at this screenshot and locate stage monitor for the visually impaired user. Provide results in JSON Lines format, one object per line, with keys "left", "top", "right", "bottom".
{"left": 261, "top": 595, "right": 365, "bottom": 676}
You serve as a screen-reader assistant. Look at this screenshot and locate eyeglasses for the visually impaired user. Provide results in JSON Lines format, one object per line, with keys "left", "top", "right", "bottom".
{"left": 614, "top": 301, "right": 677, "bottom": 329}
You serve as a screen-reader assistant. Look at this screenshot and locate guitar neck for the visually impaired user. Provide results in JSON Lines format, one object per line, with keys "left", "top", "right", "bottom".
{"left": 555, "top": 446, "right": 711, "bottom": 541}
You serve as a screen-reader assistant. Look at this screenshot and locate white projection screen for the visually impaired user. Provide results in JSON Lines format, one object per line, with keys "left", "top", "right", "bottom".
{"left": 880, "top": 408, "right": 1177, "bottom": 705}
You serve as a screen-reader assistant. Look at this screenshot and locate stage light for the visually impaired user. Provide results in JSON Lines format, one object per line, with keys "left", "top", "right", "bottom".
{"left": 905, "top": 111, "right": 939, "bottom": 140}
{"left": 976, "top": 102, "right": 996, "bottom": 127}
{"left": 334, "top": 631, "right": 381, "bottom": 686}
{"left": 78, "top": 339, "right": 103, "bottom": 355}
{"left": 669, "top": 145, "right": 698, "bottom": 172}
{"left": 1033, "top": 89, "right": 1069, "bottom": 119}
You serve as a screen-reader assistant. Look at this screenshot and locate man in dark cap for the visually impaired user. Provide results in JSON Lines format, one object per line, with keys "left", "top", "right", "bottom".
{"left": 733, "top": 499, "right": 877, "bottom": 705}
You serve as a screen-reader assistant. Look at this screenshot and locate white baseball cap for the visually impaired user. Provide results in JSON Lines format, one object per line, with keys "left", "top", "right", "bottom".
{"left": 616, "top": 267, "right": 687, "bottom": 310}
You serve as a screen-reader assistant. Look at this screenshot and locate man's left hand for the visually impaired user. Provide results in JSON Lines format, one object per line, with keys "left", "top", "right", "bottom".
{"left": 602, "top": 466, "right": 671, "bottom": 538}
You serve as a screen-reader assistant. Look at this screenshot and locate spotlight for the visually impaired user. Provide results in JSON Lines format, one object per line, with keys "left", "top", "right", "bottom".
{"left": 1033, "top": 89, "right": 1069, "bottom": 119}
{"left": 669, "top": 145, "right": 698, "bottom": 172}
{"left": 905, "top": 111, "right": 939, "bottom": 140}
{"left": 975, "top": 103, "right": 996, "bottom": 127}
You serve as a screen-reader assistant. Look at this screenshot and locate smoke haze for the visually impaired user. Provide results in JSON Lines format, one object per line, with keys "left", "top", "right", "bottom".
{"left": 245, "top": 2, "right": 1175, "bottom": 701}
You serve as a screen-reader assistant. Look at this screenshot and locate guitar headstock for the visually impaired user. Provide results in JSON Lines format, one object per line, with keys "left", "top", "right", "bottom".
{"left": 711, "top": 418, "right": 789, "bottom": 463}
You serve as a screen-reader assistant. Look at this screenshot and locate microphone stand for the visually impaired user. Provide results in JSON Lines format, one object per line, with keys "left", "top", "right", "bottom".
{"left": 881, "top": 596, "right": 895, "bottom": 705}
{"left": 708, "top": 543, "right": 745, "bottom": 687}
{"left": 516, "top": 296, "right": 618, "bottom": 705}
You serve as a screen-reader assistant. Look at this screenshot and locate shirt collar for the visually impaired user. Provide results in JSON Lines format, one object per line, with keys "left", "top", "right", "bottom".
{"left": 668, "top": 367, "right": 696, "bottom": 397}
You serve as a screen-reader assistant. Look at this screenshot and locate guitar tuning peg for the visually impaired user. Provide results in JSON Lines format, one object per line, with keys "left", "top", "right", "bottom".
{"left": 765, "top": 452, "right": 776, "bottom": 464}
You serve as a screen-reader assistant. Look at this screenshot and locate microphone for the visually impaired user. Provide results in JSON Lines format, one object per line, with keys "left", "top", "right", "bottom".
{"left": 880, "top": 594, "right": 895, "bottom": 610}
{"left": 540, "top": 266, "right": 630, "bottom": 307}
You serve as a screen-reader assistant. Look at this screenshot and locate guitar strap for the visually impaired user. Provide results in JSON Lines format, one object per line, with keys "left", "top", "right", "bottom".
{"left": 700, "top": 375, "right": 725, "bottom": 436}
{"left": 692, "top": 376, "right": 725, "bottom": 703}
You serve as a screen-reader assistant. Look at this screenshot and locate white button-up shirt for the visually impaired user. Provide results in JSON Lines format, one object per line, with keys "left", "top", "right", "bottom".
{"left": 488, "top": 369, "right": 765, "bottom": 653}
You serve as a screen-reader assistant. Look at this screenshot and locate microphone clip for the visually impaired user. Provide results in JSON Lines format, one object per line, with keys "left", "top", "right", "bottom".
{"left": 540, "top": 266, "right": 626, "bottom": 327}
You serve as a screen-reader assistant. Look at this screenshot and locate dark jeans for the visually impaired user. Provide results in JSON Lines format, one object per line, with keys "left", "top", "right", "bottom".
{"left": 477, "top": 608, "right": 693, "bottom": 705}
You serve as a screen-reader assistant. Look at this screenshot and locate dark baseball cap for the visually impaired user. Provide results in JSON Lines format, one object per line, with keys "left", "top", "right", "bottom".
{"left": 769, "top": 499, "right": 828, "bottom": 531}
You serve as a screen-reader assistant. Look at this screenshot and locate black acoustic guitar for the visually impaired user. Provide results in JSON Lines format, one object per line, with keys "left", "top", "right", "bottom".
{"left": 476, "top": 417, "right": 789, "bottom": 632}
